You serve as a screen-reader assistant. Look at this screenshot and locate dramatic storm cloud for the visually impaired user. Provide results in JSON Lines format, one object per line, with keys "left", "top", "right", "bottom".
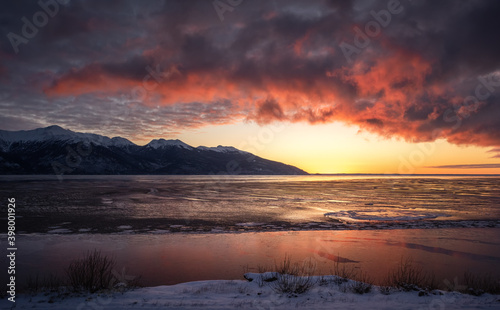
{"left": 1, "top": 0, "right": 499, "bottom": 148}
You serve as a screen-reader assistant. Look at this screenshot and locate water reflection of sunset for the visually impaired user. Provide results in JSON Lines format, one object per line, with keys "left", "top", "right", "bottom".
{"left": 16, "top": 229, "right": 500, "bottom": 288}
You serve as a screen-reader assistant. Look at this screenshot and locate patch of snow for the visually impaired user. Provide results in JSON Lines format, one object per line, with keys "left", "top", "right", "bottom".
{"left": 235, "top": 222, "right": 264, "bottom": 227}
{"left": 12, "top": 273, "right": 499, "bottom": 309}
{"left": 151, "top": 229, "right": 169, "bottom": 234}
{"left": 324, "top": 210, "right": 452, "bottom": 222}
{"left": 117, "top": 225, "right": 132, "bottom": 230}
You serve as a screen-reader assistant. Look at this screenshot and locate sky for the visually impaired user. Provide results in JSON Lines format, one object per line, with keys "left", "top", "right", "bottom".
{"left": 1, "top": 0, "right": 500, "bottom": 174}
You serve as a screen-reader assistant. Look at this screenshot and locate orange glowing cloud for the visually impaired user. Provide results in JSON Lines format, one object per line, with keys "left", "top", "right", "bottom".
{"left": 36, "top": 0, "right": 500, "bottom": 151}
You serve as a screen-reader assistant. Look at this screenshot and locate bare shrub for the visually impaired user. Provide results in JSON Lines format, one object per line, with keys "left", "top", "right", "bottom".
{"left": 318, "top": 275, "right": 329, "bottom": 286}
{"left": 274, "top": 254, "right": 296, "bottom": 275}
{"left": 24, "top": 274, "right": 64, "bottom": 293}
{"left": 426, "top": 272, "right": 439, "bottom": 291}
{"left": 332, "top": 257, "right": 358, "bottom": 284}
{"left": 350, "top": 281, "right": 372, "bottom": 294}
{"left": 270, "top": 255, "right": 317, "bottom": 295}
{"left": 66, "top": 250, "right": 116, "bottom": 293}
{"left": 463, "top": 271, "right": 500, "bottom": 295}
{"left": 350, "top": 271, "right": 372, "bottom": 294}
{"left": 271, "top": 273, "right": 316, "bottom": 295}
{"left": 257, "top": 265, "right": 271, "bottom": 273}
{"left": 385, "top": 257, "right": 429, "bottom": 291}
{"left": 379, "top": 286, "right": 393, "bottom": 295}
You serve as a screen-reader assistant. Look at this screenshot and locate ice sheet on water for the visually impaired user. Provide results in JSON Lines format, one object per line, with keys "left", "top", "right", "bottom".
{"left": 324, "top": 209, "right": 451, "bottom": 222}
{"left": 235, "top": 222, "right": 265, "bottom": 227}
{"left": 47, "top": 228, "right": 72, "bottom": 234}
{"left": 5, "top": 176, "right": 500, "bottom": 234}
{"left": 117, "top": 225, "right": 132, "bottom": 229}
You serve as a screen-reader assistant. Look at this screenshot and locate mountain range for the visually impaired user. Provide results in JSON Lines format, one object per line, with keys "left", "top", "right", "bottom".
{"left": 0, "top": 126, "right": 308, "bottom": 175}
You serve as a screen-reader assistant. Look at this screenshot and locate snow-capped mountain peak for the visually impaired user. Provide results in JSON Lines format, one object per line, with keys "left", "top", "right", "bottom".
{"left": 146, "top": 139, "right": 193, "bottom": 150}
{"left": 41, "top": 125, "right": 68, "bottom": 135}
{"left": 197, "top": 145, "right": 248, "bottom": 154}
{"left": 0, "top": 126, "right": 308, "bottom": 175}
{"left": 110, "top": 137, "right": 135, "bottom": 147}
{"left": 0, "top": 126, "right": 136, "bottom": 150}
{"left": 0, "top": 125, "right": 72, "bottom": 142}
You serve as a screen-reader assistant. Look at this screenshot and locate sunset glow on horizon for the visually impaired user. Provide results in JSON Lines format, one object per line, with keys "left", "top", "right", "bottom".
{"left": 174, "top": 122, "right": 500, "bottom": 174}
{"left": 1, "top": 0, "right": 500, "bottom": 174}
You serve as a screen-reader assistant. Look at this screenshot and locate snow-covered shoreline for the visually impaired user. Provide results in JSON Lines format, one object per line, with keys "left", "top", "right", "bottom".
{"left": 8, "top": 273, "right": 500, "bottom": 310}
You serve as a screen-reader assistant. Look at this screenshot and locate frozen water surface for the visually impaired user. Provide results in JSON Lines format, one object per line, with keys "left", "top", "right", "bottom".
{"left": 1, "top": 175, "right": 499, "bottom": 233}
{"left": 1, "top": 175, "right": 499, "bottom": 289}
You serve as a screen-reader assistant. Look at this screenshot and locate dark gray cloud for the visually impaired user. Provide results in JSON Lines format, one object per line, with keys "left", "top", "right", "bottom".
{"left": 0, "top": 0, "right": 499, "bottom": 149}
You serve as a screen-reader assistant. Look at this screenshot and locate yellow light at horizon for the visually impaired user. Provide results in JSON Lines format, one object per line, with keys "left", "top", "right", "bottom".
{"left": 132, "top": 121, "right": 500, "bottom": 175}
